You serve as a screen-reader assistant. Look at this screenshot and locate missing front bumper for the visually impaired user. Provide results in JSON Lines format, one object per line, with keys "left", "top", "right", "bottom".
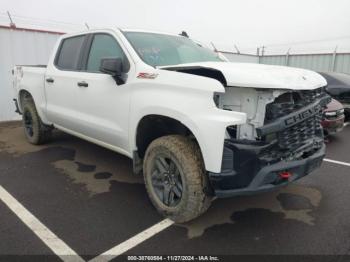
{"left": 208, "top": 140, "right": 325, "bottom": 198}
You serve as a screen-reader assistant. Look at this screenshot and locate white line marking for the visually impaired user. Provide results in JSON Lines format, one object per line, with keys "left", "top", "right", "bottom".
{"left": 90, "top": 218, "right": 174, "bottom": 262}
{"left": 0, "top": 185, "right": 84, "bottom": 262}
{"left": 324, "top": 158, "right": 350, "bottom": 167}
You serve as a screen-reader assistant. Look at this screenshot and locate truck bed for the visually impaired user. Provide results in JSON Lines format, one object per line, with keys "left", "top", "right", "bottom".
{"left": 13, "top": 65, "right": 47, "bottom": 115}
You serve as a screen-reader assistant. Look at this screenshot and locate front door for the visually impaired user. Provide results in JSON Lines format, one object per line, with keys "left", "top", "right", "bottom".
{"left": 70, "top": 33, "right": 133, "bottom": 153}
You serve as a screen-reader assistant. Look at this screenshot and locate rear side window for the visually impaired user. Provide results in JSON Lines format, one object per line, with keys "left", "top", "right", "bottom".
{"left": 56, "top": 35, "right": 85, "bottom": 70}
{"left": 86, "top": 34, "right": 129, "bottom": 73}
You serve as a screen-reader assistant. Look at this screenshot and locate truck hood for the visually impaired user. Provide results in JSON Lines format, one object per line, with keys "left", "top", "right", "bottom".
{"left": 160, "top": 62, "right": 327, "bottom": 90}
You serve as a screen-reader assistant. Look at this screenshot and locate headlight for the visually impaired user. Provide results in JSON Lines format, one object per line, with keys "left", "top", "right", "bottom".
{"left": 325, "top": 111, "right": 337, "bottom": 116}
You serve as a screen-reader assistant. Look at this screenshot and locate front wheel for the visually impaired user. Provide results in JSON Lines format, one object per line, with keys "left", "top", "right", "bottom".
{"left": 143, "top": 135, "right": 212, "bottom": 223}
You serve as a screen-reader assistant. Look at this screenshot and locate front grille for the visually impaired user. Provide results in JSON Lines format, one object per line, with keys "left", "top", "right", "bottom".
{"left": 264, "top": 87, "right": 328, "bottom": 155}
{"left": 265, "top": 87, "right": 326, "bottom": 121}
{"left": 278, "top": 112, "right": 323, "bottom": 150}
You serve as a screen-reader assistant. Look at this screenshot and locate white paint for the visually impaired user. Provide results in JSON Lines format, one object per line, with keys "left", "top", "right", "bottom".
{"left": 12, "top": 28, "right": 327, "bottom": 173}
{"left": 160, "top": 61, "right": 327, "bottom": 90}
{"left": 90, "top": 219, "right": 174, "bottom": 262}
{"left": 324, "top": 158, "right": 350, "bottom": 167}
{"left": 13, "top": 28, "right": 248, "bottom": 173}
{"left": 0, "top": 185, "right": 84, "bottom": 262}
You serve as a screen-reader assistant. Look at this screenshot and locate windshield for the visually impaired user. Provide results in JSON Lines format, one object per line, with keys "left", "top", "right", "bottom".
{"left": 123, "top": 31, "right": 223, "bottom": 67}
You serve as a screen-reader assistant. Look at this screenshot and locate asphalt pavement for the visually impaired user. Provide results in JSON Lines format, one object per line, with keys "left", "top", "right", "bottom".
{"left": 0, "top": 121, "right": 350, "bottom": 262}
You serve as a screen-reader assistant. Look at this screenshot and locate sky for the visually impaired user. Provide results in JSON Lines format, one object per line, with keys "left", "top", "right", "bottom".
{"left": 1, "top": 0, "right": 350, "bottom": 54}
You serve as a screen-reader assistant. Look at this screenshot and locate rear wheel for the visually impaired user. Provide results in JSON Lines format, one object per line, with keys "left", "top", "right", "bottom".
{"left": 21, "top": 98, "right": 52, "bottom": 144}
{"left": 143, "top": 135, "right": 212, "bottom": 223}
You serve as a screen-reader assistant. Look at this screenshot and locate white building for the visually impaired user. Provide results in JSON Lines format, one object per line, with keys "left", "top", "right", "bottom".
{"left": 0, "top": 25, "right": 61, "bottom": 121}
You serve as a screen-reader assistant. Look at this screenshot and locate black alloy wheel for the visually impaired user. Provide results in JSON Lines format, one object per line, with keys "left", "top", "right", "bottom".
{"left": 151, "top": 155, "right": 183, "bottom": 207}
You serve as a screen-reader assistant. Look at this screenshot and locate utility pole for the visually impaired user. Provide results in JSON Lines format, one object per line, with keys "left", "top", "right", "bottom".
{"left": 85, "top": 23, "right": 90, "bottom": 30}
{"left": 331, "top": 46, "right": 338, "bottom": 72}
{"left": 234, "top": 44, "right": 240, "bottom": 54}
{"left": 286, "top": 48, "right": 291, "bottom": 66}
{"left": 261, "top": 45, "right": 266, "bottom": 57}
{"left": 7, "top": 11, "right": 16, "bottom": 28}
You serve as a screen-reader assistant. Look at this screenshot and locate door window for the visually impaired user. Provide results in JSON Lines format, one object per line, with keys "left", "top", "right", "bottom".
{"left": 86, "top": 34, "right": 129, "bottom": 73}
{"left": 55, "top": 35, "right": 85, "bottom": 70}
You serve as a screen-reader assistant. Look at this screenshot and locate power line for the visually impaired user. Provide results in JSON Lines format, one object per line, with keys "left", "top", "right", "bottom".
{"left": 0, "top": 11, "right": 83, "bottom": 27}
{"left": 205, "top": 34, "right": 350, "bottom": 55}
{"left": 1, "top": 10, "right": 349, "bottom": 55}
{"left": 264, "top": 35, "right": 350, "bottom": 48}
{"left": 0, "top": 12, "right": 85, "bottom": 33}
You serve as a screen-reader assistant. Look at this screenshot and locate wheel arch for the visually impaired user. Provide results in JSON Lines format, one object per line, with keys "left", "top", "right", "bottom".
{"left": 130, "top": 112, "right": 209, "bottom": 177}
{"left": 17, "top": 88, "right": 50, "bottom": 125}
{"left": 133, "top": 113, "right": 207, "bottom": 173}
{"left": 18, "top": 89, "right": 34, "bottom": 112}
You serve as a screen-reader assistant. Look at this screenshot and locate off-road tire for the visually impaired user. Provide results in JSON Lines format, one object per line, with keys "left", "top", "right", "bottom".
{"left": 143, "top": 135, "right": 212, "bottom": 223}
{"left": 21, "top": 97, "right": 52, "bottom": 144}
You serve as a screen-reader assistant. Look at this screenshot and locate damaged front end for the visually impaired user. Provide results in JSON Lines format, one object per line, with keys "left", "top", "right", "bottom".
{"left": 161, "top": 62, "right": 330, "bottom": 197}
{"left": 210, "top": 87, "right": 330, "bottom": 197}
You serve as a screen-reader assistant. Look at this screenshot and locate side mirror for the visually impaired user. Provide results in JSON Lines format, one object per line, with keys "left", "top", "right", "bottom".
{"left": 100, "top": 58, "right": 124, "bottom": 84}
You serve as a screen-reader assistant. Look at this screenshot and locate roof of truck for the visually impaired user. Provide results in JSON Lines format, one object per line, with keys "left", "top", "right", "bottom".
{"left": 121, "top": 28, "right": 181, "bottom": 37}
{"left": 60, "top": 28, "right": 184, "bottom": 39}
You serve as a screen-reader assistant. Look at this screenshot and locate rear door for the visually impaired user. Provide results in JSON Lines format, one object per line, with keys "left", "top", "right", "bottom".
{"left": 45, "top": 34, "right": 89, "bottom": 132}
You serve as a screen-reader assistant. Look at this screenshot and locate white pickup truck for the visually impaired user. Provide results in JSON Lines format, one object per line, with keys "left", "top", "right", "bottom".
{"left": 13, "top": 28, "right": 330, "bottom": 222}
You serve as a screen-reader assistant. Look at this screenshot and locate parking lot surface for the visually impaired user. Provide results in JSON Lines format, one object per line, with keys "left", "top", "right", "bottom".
{"left": 0, "top": 121, "right": 350, "bottom": 261}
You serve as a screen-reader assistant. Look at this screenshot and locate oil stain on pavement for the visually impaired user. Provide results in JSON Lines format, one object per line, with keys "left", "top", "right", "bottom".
{"left": 53, "top": 159, "right": 142, "bottom": 196}
{"left": 0, "top": 123, "right": 143, "bottom": 196}
{"left": 179, "top": 184, "right": 322, "bottom": 238}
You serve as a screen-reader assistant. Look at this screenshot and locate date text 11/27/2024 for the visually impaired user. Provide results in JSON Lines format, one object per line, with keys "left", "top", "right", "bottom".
{"left": 127, "top": 255, "right": 220, "bottom": 261}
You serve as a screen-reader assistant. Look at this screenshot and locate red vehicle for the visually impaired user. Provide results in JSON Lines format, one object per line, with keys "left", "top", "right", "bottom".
{"left": 322, "top": 98, "right": 345, "bottom": 135}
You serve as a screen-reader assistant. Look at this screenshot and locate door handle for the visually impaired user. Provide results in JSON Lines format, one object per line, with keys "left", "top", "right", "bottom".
{"left": 46, "top": 78, "right": 54, "bottom": 83}
{"left": 77, "top": 81, "right": 88, "bottom": 87}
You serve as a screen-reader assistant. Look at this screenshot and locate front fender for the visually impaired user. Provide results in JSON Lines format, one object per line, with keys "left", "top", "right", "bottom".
{"left": 129, "top": 71, "right": 246, "bottom": 173}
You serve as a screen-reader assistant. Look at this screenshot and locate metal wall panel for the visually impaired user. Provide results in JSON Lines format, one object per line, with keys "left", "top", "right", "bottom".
{"left": 259, "top": 53, "right": 350, "bottom": 74}
{"left": 335, "top": 54, "right": 350, "bottom": 74}
{"left": 260, "top": 55, "right": 286, "bottom": 66}
{"left": 0, "top": 28, "right": 60, "bottom": 121}
{"left": 221, "top": 52, "right": 259, "bottom": 63}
